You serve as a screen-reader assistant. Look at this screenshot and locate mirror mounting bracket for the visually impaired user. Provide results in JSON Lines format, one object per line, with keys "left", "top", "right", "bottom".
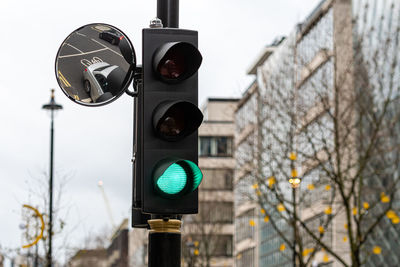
{"left": 126, "top": 66, "right": 142, "bottom": 97}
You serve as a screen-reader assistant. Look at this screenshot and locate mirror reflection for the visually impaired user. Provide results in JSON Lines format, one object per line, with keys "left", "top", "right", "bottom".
{"left": 55, "top": 23, "right": 135, "bottom": 106}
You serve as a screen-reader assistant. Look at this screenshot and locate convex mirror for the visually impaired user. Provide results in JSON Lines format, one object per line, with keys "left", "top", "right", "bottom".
{"left": 55, "top": 23, "right": 136, "bottom": 106}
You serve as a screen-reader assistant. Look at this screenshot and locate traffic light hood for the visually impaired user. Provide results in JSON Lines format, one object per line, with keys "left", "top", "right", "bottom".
{"left": 153, "top": 42, "right": 202, "bottom": 83}
{"left": 153, "top": 100, "right": 203, "bottom": 141}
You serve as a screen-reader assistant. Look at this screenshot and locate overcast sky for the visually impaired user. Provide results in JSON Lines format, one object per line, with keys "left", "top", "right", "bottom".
{"left": 0, "top": 0, "right": 321, "bottom": 262}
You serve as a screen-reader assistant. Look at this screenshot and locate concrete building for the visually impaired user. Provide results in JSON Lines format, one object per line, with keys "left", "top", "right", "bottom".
{"left": 68, "top": 249, "right": 108, "bottom": 267}
{"left": 234, "top": 0, "right": 400, "bottom": 266}
{"left": 183, "top": 98, "right": 238, "bottom": 267}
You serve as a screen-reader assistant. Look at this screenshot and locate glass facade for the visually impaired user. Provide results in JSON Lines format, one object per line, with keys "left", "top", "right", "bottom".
{"left": 353, "top": 1, "right": 400, "bottom": 266}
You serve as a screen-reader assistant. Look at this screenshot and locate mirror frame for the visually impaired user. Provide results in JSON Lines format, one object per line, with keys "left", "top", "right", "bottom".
{"left": 54, "top": 23, "right": 137, "bottom": 107}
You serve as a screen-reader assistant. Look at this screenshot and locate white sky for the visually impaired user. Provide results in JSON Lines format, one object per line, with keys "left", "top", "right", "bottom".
{"left": 0, "top": 0, "right": 321, "bottom": 263}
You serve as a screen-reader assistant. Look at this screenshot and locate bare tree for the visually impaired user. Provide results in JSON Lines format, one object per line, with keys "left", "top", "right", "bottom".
{"left": 183, "top": 201, "right": 232, "bottom": 267}
{"left": 236, "top": 2, "right": 400, "bottom": 266}
{"left": 20, "top": 169, "right": 75, "bottom": 266}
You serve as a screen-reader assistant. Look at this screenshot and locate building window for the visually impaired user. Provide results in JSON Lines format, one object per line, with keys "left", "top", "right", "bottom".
{"left": 200, "top": 169, "right": 233, "bottom": 190}
{"left": 199, "top": 136, "right": 233, "bottom": 157}
{"left": 198, "top": 202, "right": 233, "bottom": 223}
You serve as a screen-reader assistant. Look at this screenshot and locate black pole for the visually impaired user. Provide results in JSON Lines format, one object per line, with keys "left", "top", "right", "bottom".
{"left": 47, "top": 109, "right": 54, "bottom": 267}
{"left": 148, "top": 219, "right": 181, "bottom": 267}
{"left": 42, "top": 89, "right": 62, "bottom": 267}
{"left": 157, "top": 0, "right": 179, "bottom": 28}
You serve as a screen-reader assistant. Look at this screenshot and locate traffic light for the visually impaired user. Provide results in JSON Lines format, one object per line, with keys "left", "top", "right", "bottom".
{"left": 135, "top": 28, "right": 203, "bottom": 215}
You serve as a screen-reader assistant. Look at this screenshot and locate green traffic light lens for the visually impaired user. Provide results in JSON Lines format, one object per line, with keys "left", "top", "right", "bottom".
{"left": 156, "top": 163, "right": 187, "bottom": 195}
{"left": 184, "top": 160, "right": 203, "bottom": 190}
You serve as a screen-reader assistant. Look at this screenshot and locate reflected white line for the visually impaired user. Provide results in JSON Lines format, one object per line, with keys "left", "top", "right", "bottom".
{"left": 91, "top": 38, "right": 123, "bottom": 57}
{"left": 66, "top": 43, "right": 83, "bottom": 53}
{"left": 58, "top": 48, "right": 108, "bottom": 58}
{"left": 76, "top": 32, "right": 86, "bottom": 37}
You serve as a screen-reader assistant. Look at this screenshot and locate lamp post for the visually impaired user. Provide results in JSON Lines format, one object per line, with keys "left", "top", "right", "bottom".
{"left": 42, "top": 89, "right": 62, "bottom": 267}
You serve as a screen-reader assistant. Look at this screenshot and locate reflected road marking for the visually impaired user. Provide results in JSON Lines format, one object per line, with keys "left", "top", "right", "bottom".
{"left": 58, "top": 71, "right": 71, "bottom": 87}
{"left": 58, "top": 48, "right": 108, "bottom": 58}
{"left": 66, "top": 43, "right": 83, "bottom": 53}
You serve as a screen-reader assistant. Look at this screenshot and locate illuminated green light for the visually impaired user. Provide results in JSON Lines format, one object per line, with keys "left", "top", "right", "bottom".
{"left": 184, "top": 160, "right": 203, "bottom": 190}
{"left": 157, "top": 163, "right": 187, "bottom": 195}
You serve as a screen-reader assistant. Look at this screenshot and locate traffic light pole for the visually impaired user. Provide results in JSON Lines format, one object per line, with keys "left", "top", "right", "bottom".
{"left": 148, "top": 219, "right": 181, "bottom": 267}
{"left": 157, "top": 0, "right": 179, "bottom": 28}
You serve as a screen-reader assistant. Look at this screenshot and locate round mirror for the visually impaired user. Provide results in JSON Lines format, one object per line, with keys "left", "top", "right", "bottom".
{"left": 55, "top": 23, "right": 136, "bottom": 106}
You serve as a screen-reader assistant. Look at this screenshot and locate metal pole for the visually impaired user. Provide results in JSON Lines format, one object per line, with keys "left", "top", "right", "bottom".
{"left": 148, "top": 219, "right": 181, "bottom": 267}
{"left": 157, "top": 0, "right": 179, "bottom": 28}
{"left": 47, "top": 109, "right": 54, "bottom": 267}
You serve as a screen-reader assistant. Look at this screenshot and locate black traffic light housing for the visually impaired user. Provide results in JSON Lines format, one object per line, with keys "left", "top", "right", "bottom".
{"left": 133, "top": 28, "right": 203, "bottom": 216}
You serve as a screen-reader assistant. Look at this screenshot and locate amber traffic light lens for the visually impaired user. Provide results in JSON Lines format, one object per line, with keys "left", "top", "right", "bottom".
{"left": 158, "top": 106, "right": 185, "bottom": 136}
{"left": 158, "top": 52, "right": 185, "bottom": 79}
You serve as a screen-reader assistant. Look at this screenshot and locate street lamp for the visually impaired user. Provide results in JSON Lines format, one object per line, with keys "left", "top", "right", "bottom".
{"left": 42, "top": 89, "right": 62, "bottom": 267}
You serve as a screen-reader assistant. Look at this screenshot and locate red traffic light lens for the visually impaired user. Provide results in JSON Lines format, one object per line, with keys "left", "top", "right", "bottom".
{"left": 154, "top": 42, "right": 202, "bottom": 83}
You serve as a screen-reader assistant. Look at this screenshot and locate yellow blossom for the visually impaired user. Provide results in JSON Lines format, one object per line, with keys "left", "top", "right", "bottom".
{"left": 318, "top": 226, "right": 324, "bottom": 234}
{"left": 372, "top": 246, "right": 381, "bottom": 255}
{"left": 194, "top": 241, "right": 199, "bottom": 247}
{"left": 325, "top": 185, "right": 331, "bottom": 191}
{"left": 352, "top": 207, "right": 357, "bottom": 215}
{"left": 249, "top": 219, "right": 255, "bottom": 227}
{"left": 343, "top": 236, "right": 348, "bottom": 242}
{"left": 302, "top": 248, "right": 314, "bottom": 257}
{"left": 252, "top": 183, "right": 258, "bottom": 189}
{"left": 363, "top": 202, "right": 370, "bottom": 210}
{"left": 386, "top": 210, "right": 397, "bottom": 219}
{"left": 344, "top": 223, "right": 348, "bottom": 229}
{"left": 277, "top": 204, "right": 285, "bottom": 212}
{"left": 325, "top": 206, "right": 332, "bottom": 215}
{"left": 291, "top": 169, "right": 298, "bottom": 178}
{"left": 264, "top": 216, "right": 270, "bottom": 223}
{"left": 260, "top": 208, "right": 266, "bottom": 214}
{"left": 256, "top": 190, "right": 262, "bottom": 196}
{"left": 280, "top": 244, "right": 286, "bottom": 251}
{"left": 381, "top": 192, "right": 390, "bottom": 203}
{"left": 323, "top": 254, "right": 329, "bottom": 262}
{"left": 289, "top": 152, "right": 297, "bottom": 160}
{"left": 268, "top": 176, "right": 276, "bottom": 188}
{"left": 194, "top": 249, "right": 199, "bottom": 256}
{"left": 392, "top": 216, "right": 400, "bottom": 225}
{"left": 307, "top": 184, "right": 315, "bottom": 190}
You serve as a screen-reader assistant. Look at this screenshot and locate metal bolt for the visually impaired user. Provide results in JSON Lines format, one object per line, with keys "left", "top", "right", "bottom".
{"left": 150, "top": 17, "right": 163, "bottom": 28}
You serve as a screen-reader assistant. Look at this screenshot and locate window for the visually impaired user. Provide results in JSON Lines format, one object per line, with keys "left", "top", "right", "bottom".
{"left": 198, "top": 202, "right": 233, "bottom": 223}
{"left": 200, "top": 169, "right": 233, "bottom": 190}
{"left": 199, "top": 136, "right": 233, "bottom": 157}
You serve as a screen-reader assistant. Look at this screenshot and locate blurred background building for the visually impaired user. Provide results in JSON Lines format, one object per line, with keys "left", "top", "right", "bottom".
{"left": 182, "top": 98, "right": 238, "bottom": 267}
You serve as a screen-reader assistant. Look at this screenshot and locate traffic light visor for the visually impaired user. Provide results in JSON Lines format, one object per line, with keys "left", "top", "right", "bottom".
{"left": 153, "top": 42, "right": 202, "bottom": 83}
{"left": 153, "top": 159, "right": 203, "bottom": 198}
{"left": 153, "top": 101, "right": 203, "bottom": 141}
